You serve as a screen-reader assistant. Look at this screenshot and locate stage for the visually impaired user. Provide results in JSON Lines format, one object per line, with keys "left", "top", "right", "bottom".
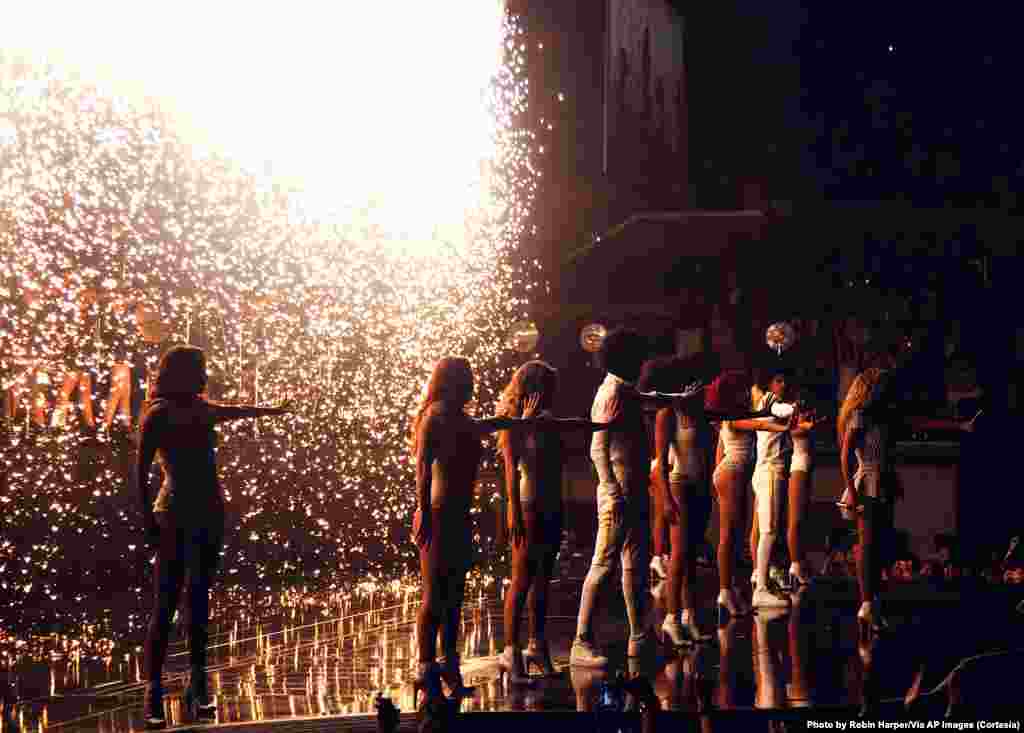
{"left": 6, "top": 542, "right": 1023, "bottom": 732}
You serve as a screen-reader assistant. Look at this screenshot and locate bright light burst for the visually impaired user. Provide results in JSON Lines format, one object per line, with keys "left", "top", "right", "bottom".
{"left": 2, "top": 1, "right": 511, "bottom": 244}
{"left": 0, "top": 3, "right": 547, "bottom": 636}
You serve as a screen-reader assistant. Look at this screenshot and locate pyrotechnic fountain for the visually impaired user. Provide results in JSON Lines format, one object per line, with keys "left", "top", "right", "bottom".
{"left": 0, "top": 3, "right": 548, "bottom": 694}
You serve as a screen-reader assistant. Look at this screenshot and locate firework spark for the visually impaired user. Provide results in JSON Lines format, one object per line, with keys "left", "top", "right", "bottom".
{"left": 0, "top": 4, "right": 547, "bottom": 638}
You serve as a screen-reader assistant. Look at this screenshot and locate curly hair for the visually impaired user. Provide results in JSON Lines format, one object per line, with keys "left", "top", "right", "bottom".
{"left": 599, "top": 328, "right": 649, "bottom": 382}
{"left": 495, "top": 360, "right": 558, "bottom": 454}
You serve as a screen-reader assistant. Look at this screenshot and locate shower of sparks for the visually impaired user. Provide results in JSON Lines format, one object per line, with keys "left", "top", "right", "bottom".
{"left": 0, "top": 5, "right": 549, "bottom": 643}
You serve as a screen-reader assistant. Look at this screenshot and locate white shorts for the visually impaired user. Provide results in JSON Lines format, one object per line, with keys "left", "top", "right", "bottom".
{"left": 791, "top": 452, "right": 813, "bottom": 474}
{"left": 752, "top": 467, "right": 788, "bottom": 534}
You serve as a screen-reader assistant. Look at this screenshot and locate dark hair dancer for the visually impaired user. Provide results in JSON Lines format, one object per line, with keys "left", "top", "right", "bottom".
{"left": 569, "top": 327, "right": 660, "bottom": 667}
{"left": 137, "top": 345, "right": 290, "bottom": 729}
{"left": 495, "top": 360, "right": 615, "bottom": 684}
{"left": 410, "top": 357, "right": 572, "bottom": 704}
{"left": 570, "top": 329, "right": 713, "bottom": 667}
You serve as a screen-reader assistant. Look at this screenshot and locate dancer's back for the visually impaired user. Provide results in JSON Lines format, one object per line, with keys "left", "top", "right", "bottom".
{"left": 425, "top": 403, "right": 483, "bottom": 514}
{"left": 516, "top": 411, "right": 563, "bottom": 508}
{"left": 147, "top": 396, "right": 220, "bottom": 514}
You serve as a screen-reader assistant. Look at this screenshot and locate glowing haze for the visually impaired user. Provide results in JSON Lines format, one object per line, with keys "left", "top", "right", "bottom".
{"left": 1, "top": 1, "right": 508, "bottom": 244}
{"left": 0, "top": 0, "right": 547, "bottom": 636}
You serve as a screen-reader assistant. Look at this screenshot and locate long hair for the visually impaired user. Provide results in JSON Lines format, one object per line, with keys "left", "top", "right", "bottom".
{"left": 496, "top": 360, "right": 558, "bottom": 454}
{"left": 836, "top": 367, "right": 885, "bottom": 444}
{"left": 409, "top": 357, "right": 473, "bottom": 456}
{"left": 150, "top": 345, "right": 207, "bottom": 402}
{"left": 705, "top": 370, "right": 751, "bottom": 413}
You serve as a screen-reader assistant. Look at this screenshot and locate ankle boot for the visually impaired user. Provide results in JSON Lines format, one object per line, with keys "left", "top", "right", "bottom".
{"left": 524, "top": 638, "right": 559, "bottom": 678}
{"left": 499, "top": 646, "right": 534, "bottom": 686}
{"left": 185, "top": 665, "right": 215, "bottom": 720}
{"left": 143, "top": 682, "right": 166, "bottom": 730}
{"left": 413, "top": 661, "right": 444, "bottom": 707}
{"left": 438, "top": 655, "right": 476, "bottom": 698}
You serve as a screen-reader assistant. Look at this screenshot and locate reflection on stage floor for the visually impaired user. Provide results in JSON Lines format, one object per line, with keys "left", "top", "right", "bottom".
{"left": 5, "top": 551, "right": 1023, "bottom": 731}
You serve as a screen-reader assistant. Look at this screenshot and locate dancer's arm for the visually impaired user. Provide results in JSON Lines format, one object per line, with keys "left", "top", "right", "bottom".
{"left": 135, "top": 404, "right": 166, "bottom": 531}
{"left": 704, "top": 407, "right": 774, "bottom": 422}
{"left": 474, "top": 395, "right": 617, "bottom": 433}
{"left": 840, "top": 423, "right": 859, "bottom": 506}
{"left": 211, "top": 399, "right": 291, "bottom": 423}
{"left": 592, "top": 391, "right": 625, "bottom": 501}
{"left": 414, "top": 410, "right": 444, "bottom": 548}
{"left": 731, "top": 392, "right": 801, "bottom": 432}
{"left": 904, "top": 411, "right": 980, "bottom": 434}
{"left": 626, "top": 383, "right": 706, "bottom": 407}
{"left": 472, "top": 394, "right": 542, "bottom": 434}
{"left": 502, "top": 436, "right": 525, "bottom": 547}
{"left": 654, "top": 407, "right": 679, "bottom": 522}
{"left": 715, "top": 430, "right": 724, "bottom": 473}
{"left": 791, "top": 414, "right": 827, "bottom": 436}
{"left": 728, "top": 417, "right": 790, "bottom": 433}
{"left": 790, "top": 420, "right": 819, "bottom": 436}
{"left": 535, "top": 415, "right": 619, "bottom": 432}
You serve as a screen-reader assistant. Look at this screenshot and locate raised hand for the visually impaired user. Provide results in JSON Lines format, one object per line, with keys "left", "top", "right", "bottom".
{"left": 522, "top": 393, "right": 542, "bottom": 419}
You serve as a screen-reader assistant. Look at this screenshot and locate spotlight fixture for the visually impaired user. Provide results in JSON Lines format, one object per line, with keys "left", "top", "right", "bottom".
{"left": 507, "top": 320, "right": 540, "bottom": 354}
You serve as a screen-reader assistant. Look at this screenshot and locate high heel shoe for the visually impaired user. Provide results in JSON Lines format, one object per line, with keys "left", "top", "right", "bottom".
{"left": 752, "top": 583, "right": 791, "bottom": 610}
{"left": 413, "top": 662, "right": 445, "bottom": 707}
{"left": 732, "top": 586, "right": 752, "bottom": 615}
{"left": 524, "top": 638, "right": 561, "bottom": 678}
{"left": 660, "top": 613, "right": 714, "bottom": 647}
{"left": 499, "top": 647, "right": 535, "bottom": 686}
{"left": 185, "top": 666, "right": 216, "bottom": 721}
{"left": 438, "top": 655, "right": 477, "bottom": 698}
{"left": 716, "top": 589, "right": 748, "bottom": 625}
{"left": 143, "top": 682, "right": 166, "bottom": 730}
{"left": 680, "top": 611, "right": 714, "bottom": 644}
{"left": 789, "top": 562, "right": 814, "bottom": 588}
{"left": 659, "top": 614, "right": 692, "bottom": 648}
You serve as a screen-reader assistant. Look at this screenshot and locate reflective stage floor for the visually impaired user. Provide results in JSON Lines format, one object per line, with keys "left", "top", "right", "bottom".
{"left": 5, "top": 549, "right": 1024, "bottom": 732}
